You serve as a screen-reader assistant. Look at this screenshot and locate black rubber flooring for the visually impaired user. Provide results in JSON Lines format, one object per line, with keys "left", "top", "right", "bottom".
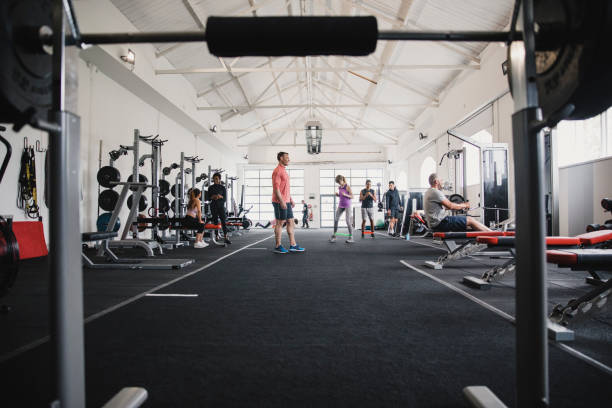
{"left": 0, "top": 230, "right": 610, "bottom": 407}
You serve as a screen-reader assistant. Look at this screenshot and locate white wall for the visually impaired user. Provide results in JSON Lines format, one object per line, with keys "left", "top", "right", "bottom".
{"left": 559, "top": 157, "right": 612, "bottom": 236}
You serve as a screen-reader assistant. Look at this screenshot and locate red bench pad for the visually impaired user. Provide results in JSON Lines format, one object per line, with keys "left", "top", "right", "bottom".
{"left": 204, "top": 223, "right": 222, "bottom": 230}
{"left": 433, "top": 231, "right": 514, "bottom": 239}
{"left": 547, "top": 248, "right": 612, "bottom": 266}
{"left": 12, "top": 221, "right": 48, "bottom": 259}
{"left": 478, "top": 236, "right": 580, "bottom": 246}
{"left": 576, "top": 230, "right": 612, "bottom": 245}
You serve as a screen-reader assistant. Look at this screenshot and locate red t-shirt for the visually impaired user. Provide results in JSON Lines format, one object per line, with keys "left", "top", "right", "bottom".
{"left": 271, "top": 164, "right": 291, "bottom": 203}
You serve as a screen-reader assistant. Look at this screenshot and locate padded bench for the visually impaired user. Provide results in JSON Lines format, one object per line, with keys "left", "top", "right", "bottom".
{"left": 546, "top": 248, "right": 612, "bottom": 325}
{"left": 425, "top": 230, "right": 514, "bottom": 269}
{"left": 82, "top": 231, "right": 118, "bottom": 242}
{"left": 477, "top": 236, "right": 580, "bottom": 247}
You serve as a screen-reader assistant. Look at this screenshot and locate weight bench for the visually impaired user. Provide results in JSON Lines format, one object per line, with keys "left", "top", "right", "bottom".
{"left": 462, "top": 230, "right": 612, "bottom": 289}
{"left": 82, "top": 231, "right": 195, "bottom": 270}
{"left": 546, "top": 248, "right": 612, "bottom": 325}
{"left": 424, "top": 231, "right": 515, "bottom": 270}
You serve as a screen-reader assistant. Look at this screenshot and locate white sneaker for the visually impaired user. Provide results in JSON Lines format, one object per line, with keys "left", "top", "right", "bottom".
{"left": 194, "top": 241, "right": 208, "bottom": 248}
{"left": 329, "top": 235, "right": 336, "bottom": 243}
{"left": 346, "top": 236, "right": 354, "bottom": 243}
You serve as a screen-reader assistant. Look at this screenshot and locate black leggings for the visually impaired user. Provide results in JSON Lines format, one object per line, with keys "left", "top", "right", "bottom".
{"left": 210, "top": 205, "right": 228, "bottom": 234}
{"left": 183, "top": 216, "right": 204, "bottom": 233}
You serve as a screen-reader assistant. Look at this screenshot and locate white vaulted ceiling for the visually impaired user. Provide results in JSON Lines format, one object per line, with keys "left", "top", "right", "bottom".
{"left": 108, "top": 0, "right": 514, "bottom": 151}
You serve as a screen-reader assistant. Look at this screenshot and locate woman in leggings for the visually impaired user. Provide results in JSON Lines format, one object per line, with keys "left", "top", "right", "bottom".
{"left": 184, "top": 188, "right": 208, "bottom": 248}
{"left": 330, "top": 174, "right": 354, "bottom": 243}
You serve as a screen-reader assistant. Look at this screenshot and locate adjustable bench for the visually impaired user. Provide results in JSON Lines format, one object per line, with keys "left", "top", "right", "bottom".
{"left": 82, "top": 231, "right": 195, "bottom": 270}
{"left": 546, "top": 248, "right": 612, "bottom": 325}
{"left": 424, "top": 231, "right": 515, "bottom": 270}
{"left": 462, "top": 230, "right": 612, "bottom": 289}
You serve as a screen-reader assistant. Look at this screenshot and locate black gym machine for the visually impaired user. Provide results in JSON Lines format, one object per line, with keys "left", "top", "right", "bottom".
{"left": 0, "top": 0, "right": 610, "bottom": 406}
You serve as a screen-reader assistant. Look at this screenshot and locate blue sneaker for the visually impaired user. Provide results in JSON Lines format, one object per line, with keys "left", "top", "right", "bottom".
{"left": 274, "top": 245, "right": 289, "bottom": 254}
{"left": 289, "top": 244, "right": 305, "bottom": 252}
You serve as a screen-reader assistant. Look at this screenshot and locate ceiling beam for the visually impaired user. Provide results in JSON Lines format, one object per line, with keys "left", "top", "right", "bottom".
{"left": 198, "top": 103, "right": 436, "bottom": 110}
{"left": 156, "top": 64, "right": 478, "bottom": 75}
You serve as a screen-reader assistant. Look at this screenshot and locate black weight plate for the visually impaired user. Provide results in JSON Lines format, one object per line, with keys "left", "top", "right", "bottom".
{"left": 0, "top": 0, "right": 53, "bottom": 123}
{"left": 162, "top": 167, "right": 171, "bottom": 176}
{"left": 170, "top": 199, "right": 183, "bottom": 213}
{"left": 159, "top": 179, "right": 170, "bottom": 196}
{"left": 170, "top": 184, "right": 185, "bottom": 198}
{"left": 97, "top": 166, "right": 121, "bottom": 188}
{"left": 158, "top": 196, "right": 170, "bottom": 213}
{"left": 0, "top": 216, "right": 20, "bottom": 298}
{"left": 508, "top": 0, "right": 612, "bottom": 124}
{"left": 127, "top": 174, "right": 149, "bottom": 191}
{"left": 98, "top": 189, "right": 119, "bottom": 211}
{"left": 448, "top": 194, "right": 465, "bottom": 204}
{"left": 127, "top": 194, "right": 148, "bottom": 212}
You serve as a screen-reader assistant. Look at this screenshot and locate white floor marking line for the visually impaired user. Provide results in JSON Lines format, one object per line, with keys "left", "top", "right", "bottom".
{"left": 0, "top": 235, "right": 274, "bottom": 363}
{"left": 400, "top": 260, "right": 515, "bottom": 322}
{"left": 145, "top": 294, "right": 199, "bottom": 297}
{"left": 400, "top": 260, "right": 612, "bottom": 376}
{"left": 245, "top": 247, "right": 268, "bottom": 250}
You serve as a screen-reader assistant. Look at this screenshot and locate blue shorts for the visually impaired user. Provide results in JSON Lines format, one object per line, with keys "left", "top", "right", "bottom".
{"left": 389, "top": 207, "right": 400, "bottom": 219}
{"left": 434, "top": 215, "right": 468, "bottom": 232}
{"left": 272, "top": 202, "right": 294, "bottom": 220}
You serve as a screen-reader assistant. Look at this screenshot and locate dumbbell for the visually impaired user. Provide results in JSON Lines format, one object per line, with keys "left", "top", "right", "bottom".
{"left": 162, "top": 163, "right": 180, "bottom": 176}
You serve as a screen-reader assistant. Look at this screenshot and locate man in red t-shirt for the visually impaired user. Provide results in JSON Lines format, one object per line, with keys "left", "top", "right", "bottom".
{"left": 272, "top": 152, "right": 304, "bottom": 253}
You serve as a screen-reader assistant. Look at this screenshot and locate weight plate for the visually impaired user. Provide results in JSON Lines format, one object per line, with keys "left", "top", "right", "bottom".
{"left": 0, "top": 216, "right": 20, "bottom": 298}
{"left": 162, "top": 167, "right": 171, "bottom": 176}
{"left": 159, "top": 179, "right": 170, "bottom": 196}
{"left": 127, "top": 194, "right": 148, "bottom": 212}
{"left": 127, "top": 174, "right": 149, "bottom": 191}
{"left": 97, "top": 166, "right": 121, "bottom": 188}
{"left": 0, "top": 0, "right": 53, "bottom": 123}
{"left": 96, "top": 212, "right": 120, "bottom": 232}
{"left": 170, "top": 184, "right": 185, "bottom": 197}
{"left": 508, "top": 0, "right": 612, "bottom": 124}
{"left": 448, "top": 194, "right": 465, "bottom": 204}
{"left": 158, "top": 196, "right": 170, "bottom": 213}
{"left": 98, "top": 189, "right": 119, "bottom": 211}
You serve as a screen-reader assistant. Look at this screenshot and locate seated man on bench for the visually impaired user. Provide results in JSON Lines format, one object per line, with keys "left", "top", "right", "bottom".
{"left": 424, "top": 173, "right": 491, "bottom": 232}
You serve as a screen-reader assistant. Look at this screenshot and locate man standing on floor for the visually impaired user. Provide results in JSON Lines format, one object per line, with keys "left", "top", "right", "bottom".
{"left": 360, "top": 179, "right": 377, "bottom": 238}
{"left": 301, "top": 200, "right": 310, "bottom": 228}
{"left": 272, "top": 152, "right": 305, "bottom": 253}
{"left": 385, "top": 181, "right": 401, "bottom": 236}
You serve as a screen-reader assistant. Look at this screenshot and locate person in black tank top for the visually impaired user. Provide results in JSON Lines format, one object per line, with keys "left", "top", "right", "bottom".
{"left": 359, "top": 179, "right": 377, "bottom": 238}
{"left": 208, "top": 172, "right": 231, "bottom": 244}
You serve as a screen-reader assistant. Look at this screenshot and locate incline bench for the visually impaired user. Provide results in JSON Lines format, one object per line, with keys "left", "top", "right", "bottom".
{"left": 425, "top": 231, "right": 515, "bottom": 270}
{"left": 462, "top": 230, "right": 612, "bottom": 289}
{"left": 82, "top": 231, "right": 195, "bottom": 270}
{"left": 547, "top": 248, "right": 612, "bottom": 325}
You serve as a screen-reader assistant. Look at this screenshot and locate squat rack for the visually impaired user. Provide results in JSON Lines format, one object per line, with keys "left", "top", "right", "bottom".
{"left": 16, "top": 0, "right": 608, "bottom": 406}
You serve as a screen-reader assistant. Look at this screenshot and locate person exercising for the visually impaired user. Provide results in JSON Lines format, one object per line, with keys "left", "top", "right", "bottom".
{"left": 385, "top": 181, "right": 401, "bottom": 236}
{"left": 184, "top": 188, "right": 208, "bottom": 248}
{"left": 424, "top": 173, "right": 491, "bottom": 232}
{"left": 360, "top": 179, "right": 377, "bottom": 238}
{"left": 272, "top": 152, "right": 304, "bottom": 253}
{"left": 208, "top": 172, "right": 232, "bottom": 244}
{"left": 330, "top": 174, "right": 354, "bottom": 243}
{"left": 301, "top": 200, "right": 310, "bottom": 228}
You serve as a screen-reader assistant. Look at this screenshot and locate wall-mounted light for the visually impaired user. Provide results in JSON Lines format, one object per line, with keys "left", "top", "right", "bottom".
{"left": 210, "top": 124, "right": 218, "bottom": 133}
{"left": 418, "top": 132, "right": 428, "bottom": 140}
{"left": 501, "top": 60, "right": 509, "bottom": 76}
{"left": 120, "top": 49, "right": 136, "bottom": 69}
{"left": 305, "top": 120, "right": 322, "bottom": 154}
